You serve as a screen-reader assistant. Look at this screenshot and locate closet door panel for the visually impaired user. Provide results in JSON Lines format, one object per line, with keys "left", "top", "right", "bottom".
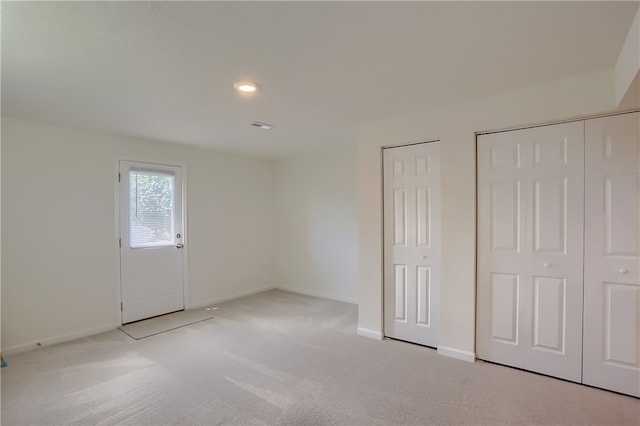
{"left": 524, "top": 123, "right": 584, "bottom": 382}
{"left": 477, "top": 121, "right": 584, "bottom": 383}
{"left": 477, "top": 130, "right": 528, "bottom": 367}
{"left": 584, "top": 112, "right": 640, "bottom": 397}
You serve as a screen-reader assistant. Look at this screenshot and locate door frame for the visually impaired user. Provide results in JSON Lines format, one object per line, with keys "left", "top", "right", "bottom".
{"left": 114, "top": 157, "right": 189, "bottom": 326}
{"left": 381, "top": 139, "right": 440, "bottom": 342}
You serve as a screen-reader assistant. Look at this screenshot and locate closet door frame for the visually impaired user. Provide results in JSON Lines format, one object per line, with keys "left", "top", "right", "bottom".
{"left": 476, "top": 108, "right": 640, "bottom": 396}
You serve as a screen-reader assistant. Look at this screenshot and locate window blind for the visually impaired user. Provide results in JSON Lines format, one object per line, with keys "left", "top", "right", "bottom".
{"left": 129, "top": 169, "right": 175, "bottom": 248}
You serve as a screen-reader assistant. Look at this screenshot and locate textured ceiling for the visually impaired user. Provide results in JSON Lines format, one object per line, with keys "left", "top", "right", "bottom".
{"left": 2, "top": 1, "right": 638, "bottom": 158}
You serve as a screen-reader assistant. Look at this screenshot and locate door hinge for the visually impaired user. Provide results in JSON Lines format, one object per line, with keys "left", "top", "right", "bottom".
{"left": 119, "top": 238, "right": 121, "bottom": 248}
{"left": 121, "top": 302, "right": 123, "bottom": 312}
{"left": 118, "top": 172, "right": 121, "bottom": 182}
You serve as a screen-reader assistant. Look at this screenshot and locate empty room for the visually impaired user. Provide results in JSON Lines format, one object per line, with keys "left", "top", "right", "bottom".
{"left": 1, "top": 1, "right": 639, "bottom": 425}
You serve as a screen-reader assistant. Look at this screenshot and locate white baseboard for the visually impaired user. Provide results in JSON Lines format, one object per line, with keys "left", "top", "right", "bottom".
{"left": 2, "top": 287, "right": 358, "bottom": 356}
{"left": 275, "top": 286, "right": 358, "bottom": 305}
{"left": 437, "top": 346, "right": 476, "bottom": 363}
{"left": 357, "top": 327, "right": 383, "bottom": 340}
{"left": 2, "top": 322, "right": 118, "bottom": 356}
{"left": 188, "top": 286, "right": 276, "bottom": 309}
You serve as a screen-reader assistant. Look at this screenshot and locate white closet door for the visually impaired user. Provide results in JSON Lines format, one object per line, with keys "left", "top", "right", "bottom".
{"left": 524, "top": 123, "right": 585, "bottom": 381}
{"left": 477, "top": 130, "right": 528, "bottom": 367}
{"left": 383, "top": 142, "right": 441, "bottom": 347}
{"left": 584, "top": 112, "right": 640, "bottom": 397}
{"left": 477, "top": 122, "right": 584, "bottom": 382}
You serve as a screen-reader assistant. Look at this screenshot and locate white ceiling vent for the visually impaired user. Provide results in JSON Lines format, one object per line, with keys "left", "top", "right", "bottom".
{"left": 250, "top": 121, "right": 275, "bottom": 130}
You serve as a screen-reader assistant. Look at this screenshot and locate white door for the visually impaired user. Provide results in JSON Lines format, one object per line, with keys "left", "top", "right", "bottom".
{"left": 477, "top": 122, "right": 584, "bottom": 382}
{"left": 119, "top": 161, "right": 185, "bottom": 324}
{"left": 583, "top": 112, "right": 640, "bottom": 397}
{"left": 383, "top": 142, "right": 441, "bottom": 347}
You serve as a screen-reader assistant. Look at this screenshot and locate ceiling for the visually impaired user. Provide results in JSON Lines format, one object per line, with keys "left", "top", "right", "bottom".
{"left": 2, "top": 1, "right": 638, "bottom": 159}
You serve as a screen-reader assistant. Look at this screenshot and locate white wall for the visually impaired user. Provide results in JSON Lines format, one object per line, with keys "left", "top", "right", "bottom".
{"left": 616, "top": 6, "right": 640, "bottom": 108}
{"left": 1, "top": 121, "right": 2, "bottom": 357}
{"left": 1, "top": 117, "right": 275, "bottom": 353}
{"left": 355, "top": 68, "right": 626, "bottom": 359}
{"left": 274, "top": 146, "right": 358, "bottom": 303}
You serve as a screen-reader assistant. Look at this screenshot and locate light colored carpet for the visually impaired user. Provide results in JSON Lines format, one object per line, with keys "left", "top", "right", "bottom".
{"left": 1, "top": 289, "right": 638, "bottom": 425}
{"left": 119, "top": 308, "right": 215, "bottom": 339}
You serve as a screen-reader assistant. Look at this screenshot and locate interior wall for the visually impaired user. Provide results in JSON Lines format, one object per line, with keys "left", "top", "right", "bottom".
{"left": 615, "top": 6, "right": 640, "bottom": 108}
{"left": 274, "top": 146, "right": 358, "bottom": 303}
{"left": 1, "top": 124, "right": 2, "bottom": 356}
{"left": 1, "top": 116, "right": 275, "bottom": 353}
{"left": 354, "top": 68, "right": 625, "bottom": 359}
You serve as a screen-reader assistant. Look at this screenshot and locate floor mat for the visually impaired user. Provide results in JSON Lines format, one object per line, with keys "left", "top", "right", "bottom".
{"left": 119, "top": 309, "right": 214, "bottom": 339}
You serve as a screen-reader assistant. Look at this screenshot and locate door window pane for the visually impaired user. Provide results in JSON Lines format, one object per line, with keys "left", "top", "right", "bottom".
{"left": 129, "top": 170, "right": 175, "bottom": 248}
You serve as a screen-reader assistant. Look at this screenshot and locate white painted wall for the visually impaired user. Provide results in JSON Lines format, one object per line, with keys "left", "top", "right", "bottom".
{"left": 616, "top": 6, "right": 640, "bottom": 108}
{"left": 1, "top": 117, "right": 275, "bottom": 353}
{"left": 1, "top": 123, "right": 2, "bottom": 358}
{"left": 355, "top": 68, "right": 624, "bottom": 358}
{"left": 274, "top": 146, "right": 358, "bottom": 304}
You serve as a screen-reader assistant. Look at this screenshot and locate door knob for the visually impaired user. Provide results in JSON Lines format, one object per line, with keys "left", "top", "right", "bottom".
{"left": 543, "top": 262, "right": 551, "bottom": 268}
{"left": 618, "top": 268, "right": 628, "bottom": 275}
{"left": 176, "top": 243, "right": 184, "bottom": 249}
{"left": 420, "top": 254, "right": 428, "bottom": 259}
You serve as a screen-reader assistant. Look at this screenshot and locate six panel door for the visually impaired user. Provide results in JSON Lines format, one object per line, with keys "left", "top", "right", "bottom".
{"left": 383, "top": 142, "right": 441, "bottom": 347}
{"left": 583, "top": 112, "right": 640, "bottom": 397}
{"left": 477, "top": 122, "right": 585, "bottom": 382}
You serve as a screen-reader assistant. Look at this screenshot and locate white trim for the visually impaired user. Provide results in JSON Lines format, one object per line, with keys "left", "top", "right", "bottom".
{"left": 357, "top": 327, "right": 384, "bottom": 340}
{"left": 181, "top": 166, "right": 190, "bottom": 309}
{"left": 382, "top": 138, "right": 440, "bottom": 150}
{"left": 437, "top": 346, "right": 476, "bottom": 363}
{"left": 114, "top": 158, "right": 122, "bottom": 325}
{"left": 190, "top": 286, "right": 359, "bottom": 310}
{"left": 275, "top": 286, "right": 358, "bottom": 305}
{"left": 2, "top": 323, "right": 118, "bottom": 356}
{"left": 3, "top": 289, "right": 362, "bottom": 356}
{"left": 116, "top": 157, "right": 186, "bottom": 169}
{"left": 187, "top": 286, "right": 276, "bottom": 309}
{"left": 476, "top": 108, "right": 640, "bottom": 136}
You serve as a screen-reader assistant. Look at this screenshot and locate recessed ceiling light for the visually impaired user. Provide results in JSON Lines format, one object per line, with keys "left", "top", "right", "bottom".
{"left": 250, "top": 121, "right": 275, "bottom": 130}
{"left": 234, "top": 81, "right": 259, "bottom": 93}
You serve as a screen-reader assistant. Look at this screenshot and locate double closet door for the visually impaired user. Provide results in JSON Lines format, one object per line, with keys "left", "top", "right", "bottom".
{"left": 583, "top": 113, "right": 640, "bottom": 396}
{"left": 477, "top": 112, "right": 639, "bottom": 397}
